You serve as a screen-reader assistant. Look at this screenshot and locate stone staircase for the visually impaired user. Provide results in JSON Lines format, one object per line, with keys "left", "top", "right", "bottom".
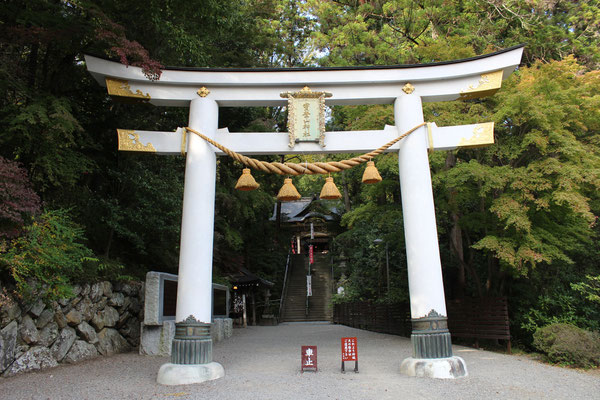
{"left": 280, "top": 254, "right": 333, "bottom": 322}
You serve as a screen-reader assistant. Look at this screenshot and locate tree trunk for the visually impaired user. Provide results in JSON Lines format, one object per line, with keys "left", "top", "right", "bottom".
{"left": 464, "top": 232, "right": 484, "bottom": 298}
{"left": 445, "top": 152, "right": 466, "bottom": 298}
{"left": 27, "top": 43, "right": 39, "bottom": 91}
{"left": 450, "top": 213, "right": 466, "bottom": 298}
{"left": 104, "top": 227, "right": 114, "bottom": 259}
{"left": 342, "top": 173, "right": 351, "bottom": 212}
{"left": 275, "top": 155, "right": 284, "bottom": 236}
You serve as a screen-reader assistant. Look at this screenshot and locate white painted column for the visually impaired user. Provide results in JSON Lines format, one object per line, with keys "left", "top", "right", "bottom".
{"left": 176, "top": 98, "right": 218, "bottom": 323}
{"left": 395, "top": 94, "right": 447, "bottom": 319}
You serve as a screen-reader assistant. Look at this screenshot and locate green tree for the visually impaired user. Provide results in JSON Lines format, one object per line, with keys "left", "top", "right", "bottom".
{"left": 307, "top": 0, "right": 600, "bottom": 67}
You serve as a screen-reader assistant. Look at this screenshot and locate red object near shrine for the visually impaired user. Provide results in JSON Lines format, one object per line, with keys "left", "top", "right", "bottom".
{"left": 301, "top": 345, "right": 318, "bottom": 372}
{"left": 309, "top": 245, "right": 314, "bottom": 264}
{"left": 341, "top": 337, "right": 358, "bottom": 373}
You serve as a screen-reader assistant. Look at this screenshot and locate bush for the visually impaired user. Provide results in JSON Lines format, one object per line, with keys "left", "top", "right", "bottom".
{"left": 0, "top": 209, "right": 94, "bottom": 302}
{"left": 533, "top": 323, "right": 600, "bottom": 368}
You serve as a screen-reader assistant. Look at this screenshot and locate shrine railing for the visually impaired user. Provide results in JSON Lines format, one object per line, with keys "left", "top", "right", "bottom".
{"left": 278, "top": 251, "right": 292, "bottom": 321}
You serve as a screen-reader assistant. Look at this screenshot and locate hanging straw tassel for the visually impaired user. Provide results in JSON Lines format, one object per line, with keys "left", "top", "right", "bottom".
{"left": 235, "top": 168, "right": 260, "bottom": 191}
{"left": 320, "top": 176, "right": 342, "bottom": 200}
{"left": 362, "top": 160, "right": 382, "bottom": 184}
{"left": 277, "top": 178, "right": 301, "bottom": 202}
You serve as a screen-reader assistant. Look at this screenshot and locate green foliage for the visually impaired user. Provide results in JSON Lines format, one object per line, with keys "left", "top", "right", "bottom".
{"left": 213, "top": 156, "right": 289, "bottom": 285}
{"left": 533, "top": 323, "right": 600, "bottom": 368}
{"left": 1, "top": 96, "right": 95, "bottom": 193}
{"left": 435, "top": 59, "right": 600, "bottom": 278}
{"left": 572, "top": 275, "right": 600, "bottom": 304}
{"left": 84, "top": 154, "right": 186, "bottom": 272}
{"left": 334, "top": 202, "right": 408, "bottom": 303}
{"left": 517, "top": 290, "right": 600, "bottom": 338}
{"left": 307, "top": 0, "right": 600, "bottom": 68}
{"left": 0, "top": 210, "right": 94, "bottom": 302}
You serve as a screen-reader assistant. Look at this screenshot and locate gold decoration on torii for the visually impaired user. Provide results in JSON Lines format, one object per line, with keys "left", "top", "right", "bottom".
{"left": 105, "top": 78, "right": 151, "bottom": 101}
{"left": 117, "top": 129, "right": 156, "bottom": 152}
{"left": 458, "top": 122, "right": 494, "bottom": 148}
{"left": 459, "top": 70, "right": 503, "bottom": 100}
{"left": 197, "top": 87, "right": 210, "bottom": 97}
{"left": 402, "top": 83, "right": 415, "bottom": 94}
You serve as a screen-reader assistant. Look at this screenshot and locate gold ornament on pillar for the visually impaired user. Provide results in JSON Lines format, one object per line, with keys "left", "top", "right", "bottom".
{"left": 319, "top": 176, "right": 342, "bottom": 200}
{"left": 362, "top": 160, "right": 382, "bottom": 184}
{"left": 235, "top": 168, "right": 260, "bottom": 191}
{"left": 277, "top": 178, "right": 301, "bottom": 201}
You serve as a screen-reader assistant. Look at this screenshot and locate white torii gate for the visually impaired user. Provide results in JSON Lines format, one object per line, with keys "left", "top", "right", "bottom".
{"left": 85, "top": 45, "right": 523, "bottom": 384}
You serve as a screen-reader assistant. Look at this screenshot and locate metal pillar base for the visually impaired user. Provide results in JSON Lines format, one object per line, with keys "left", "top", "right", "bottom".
{"left": 410, "top": 309, "right": 453, "bottom": 358}
{"left": 157, "top": 316, "right": 224, "bottom": 385}
{"left": 412, "top": 331, "right": 453, "bottom": 358}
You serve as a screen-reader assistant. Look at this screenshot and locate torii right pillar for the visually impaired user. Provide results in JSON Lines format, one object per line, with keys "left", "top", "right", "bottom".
{"left": 396, "top": 91, "right": 467, "bottom": 379}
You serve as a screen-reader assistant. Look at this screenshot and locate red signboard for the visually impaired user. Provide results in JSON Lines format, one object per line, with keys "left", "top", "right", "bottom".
{"left": 341, "top": 337, "right": 357, "bottom": 361}
{"left": 309, "top": 245, "right": 314, "bottom": 264}
{"left": 341, "top": 337, "right": 358, "bottom": 373}
{"left": 301, "top": 345, "right": 318, "bottom": 372}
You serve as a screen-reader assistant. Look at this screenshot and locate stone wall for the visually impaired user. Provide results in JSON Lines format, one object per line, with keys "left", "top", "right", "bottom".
{"left": 0, "top": 281, "right": 143, "bottom": 377}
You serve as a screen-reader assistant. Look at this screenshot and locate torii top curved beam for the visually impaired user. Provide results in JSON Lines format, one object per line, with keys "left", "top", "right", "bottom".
{"left": 85, "top": 45, "right": 524, "bottom": 107}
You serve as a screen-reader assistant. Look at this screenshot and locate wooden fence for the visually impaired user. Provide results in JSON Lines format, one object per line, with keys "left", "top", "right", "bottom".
{"left": 334, "top": 297, "right": 511, "bottom": 353}
{"left": 446, "top": 297, "right": 511, "bottom": 353}
{"left": 333, "top": 301, "right": 412, "bottom": 337}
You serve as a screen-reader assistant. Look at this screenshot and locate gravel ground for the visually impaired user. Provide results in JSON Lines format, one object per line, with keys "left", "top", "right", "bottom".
{"left": 1, "top": 323, "right": 599, "bottom": 400}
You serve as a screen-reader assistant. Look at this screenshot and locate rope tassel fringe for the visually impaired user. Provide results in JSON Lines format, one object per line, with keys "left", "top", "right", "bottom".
{"left": 277, "top": 178, "right": 301, "bottom": 202}
{"left": 235, "top": 168, "right": 260, "bottom": 191}
{"left": 320, "top": 176, "right": 342, "bottom": 200}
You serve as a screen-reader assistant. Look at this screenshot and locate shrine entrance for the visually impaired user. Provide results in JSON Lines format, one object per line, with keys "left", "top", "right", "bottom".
{"left": 85, "top": 45, "right": 523, "bottom": 384}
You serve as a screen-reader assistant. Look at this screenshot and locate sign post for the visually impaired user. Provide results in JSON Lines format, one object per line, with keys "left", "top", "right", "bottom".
{"left": 341, "top": 337, "right": 358, "bottom": 373}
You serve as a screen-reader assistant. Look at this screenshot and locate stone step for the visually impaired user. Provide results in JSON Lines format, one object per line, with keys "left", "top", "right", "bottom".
{"left": 280, "top": 254, "right": 333, "bottom": 323}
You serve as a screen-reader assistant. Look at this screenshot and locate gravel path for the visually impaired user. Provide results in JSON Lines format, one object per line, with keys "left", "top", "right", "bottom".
{"left": 1, "top": 323, "right": 598, "bottom": 400}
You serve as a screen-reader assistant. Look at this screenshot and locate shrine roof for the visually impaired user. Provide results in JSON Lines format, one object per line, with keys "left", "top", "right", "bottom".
{"left": 228, "top": 266, "right": 274, "bottom": 288}
{"left": 270, "top": 197, "right": 340, "bottom": 223}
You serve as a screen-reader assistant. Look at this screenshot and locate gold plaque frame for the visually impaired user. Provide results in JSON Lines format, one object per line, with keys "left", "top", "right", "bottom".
{"left": 280, "top": 86, "right": 332, "bottom": 148}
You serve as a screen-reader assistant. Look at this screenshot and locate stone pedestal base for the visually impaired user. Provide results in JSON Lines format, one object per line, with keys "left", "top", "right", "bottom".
{"left": 157, "top": 362, "right": 224, "bottom": 385}
{"left": 400, "top": 356, "right": 468, "bottom": 379}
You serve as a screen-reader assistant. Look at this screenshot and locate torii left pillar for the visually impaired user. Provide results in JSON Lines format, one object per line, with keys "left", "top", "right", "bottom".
{"left": 157, "top": 98, "right": 225, "bottom": 385}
